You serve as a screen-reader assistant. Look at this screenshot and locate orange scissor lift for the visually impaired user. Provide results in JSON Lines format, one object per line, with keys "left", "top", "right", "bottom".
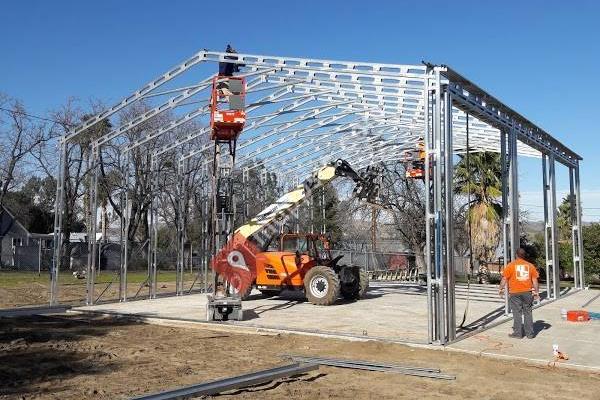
{"left": 207, "top": 74, "right": 248, "bottom": 321}
{"left": 404, "top": 141, "right": 427, "bottom": 179}
{"left": 210, "top": 75, "right": 246, "bottom": 141}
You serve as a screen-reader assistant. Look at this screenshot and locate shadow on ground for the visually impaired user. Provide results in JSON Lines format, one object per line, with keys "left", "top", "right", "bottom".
{"left": 0, "top": 314, "right": 137, "bottom": 397}
{"left": 217, "top": 372, "right": 328, "bottom": 396}
{"left": 532, "top": 320, "right": 552, "bottom": 336}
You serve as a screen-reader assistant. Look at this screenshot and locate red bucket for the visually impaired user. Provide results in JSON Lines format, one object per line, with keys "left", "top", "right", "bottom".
{"left": 567, "top": 310, "right": 590, "bottom": 322}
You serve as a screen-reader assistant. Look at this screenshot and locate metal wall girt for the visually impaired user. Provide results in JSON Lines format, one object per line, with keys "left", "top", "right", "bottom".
{"left": 443, "top": 67, "right": 581, "bottom": 167}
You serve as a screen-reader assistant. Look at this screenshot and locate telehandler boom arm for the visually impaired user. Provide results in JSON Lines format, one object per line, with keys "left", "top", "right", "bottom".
{"left": 211, "top": 159, "right": 381, "bottom": 294}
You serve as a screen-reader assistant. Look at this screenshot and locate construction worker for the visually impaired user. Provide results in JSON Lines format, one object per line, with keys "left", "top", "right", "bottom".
{"left": 498, "top": 248, "right": 540, "bottom": 339}
{"left": 217, "top": 45, "right": 244, "bottom": 99}
{"left": 218, "top": 44, "right": 243, "bottom": 76}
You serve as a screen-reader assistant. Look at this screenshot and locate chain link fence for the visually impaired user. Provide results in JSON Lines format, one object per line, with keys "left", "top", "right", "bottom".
{"left": 331, "top": 249, "right": 422, "bottom": 282}
{"left": 0, "top": 237, "right": 53, "bottom": 308}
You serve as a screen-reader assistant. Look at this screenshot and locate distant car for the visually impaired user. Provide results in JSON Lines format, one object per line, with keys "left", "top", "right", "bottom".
{"left": 72, "top": 270, "right": 86, "bottom": 279}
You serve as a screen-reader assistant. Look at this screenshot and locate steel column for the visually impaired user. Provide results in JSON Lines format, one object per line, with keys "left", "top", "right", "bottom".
{"left": 176, "top": 158, "right": 186, "bottom": 296}
{"left": 443, "top": 89, "right": 456, "bottom": 341}
{"left": 508, "top": 128, "right": 519, "bottom": 258}
{"left": 50, "top": 140, "right": 67, "bottom": 306}
{"left": 548, "top": 154, "right": 560, "bottom": 298}
{"left": 203, "top": 167, "right": 210, "bottom": 294}
{"left": 569, "top": 167, "right": 579, "bottom": 289}
{"left": 148, "top": 157, "right": 159, "bottom": 299}
{"left": 574, "top": 162, "right": 585, "bottom": 288}
{"left": 542, "top": 155, "right": 552, "bottom": 298}
{"left": 424, "top": 72, "right": 434, "bottom": 344}
{"left": 86, "top": 144, "right": 100, "bottom": 305}
{"left": 500, "top": 131, "right": 510, "bottom": 314}
{"left": 433, "top": 70, "right": 445, "bottom": 344}
{"left": 118, "top": 152, "right": 125, "bottom": 301}
{"left": 120, "top": 151, "right": 131, "bottom": 301}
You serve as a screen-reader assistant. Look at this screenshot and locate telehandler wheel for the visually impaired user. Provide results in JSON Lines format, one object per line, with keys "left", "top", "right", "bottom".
{"left": 357, "top": 268, "right": 369, "bottom": 298}
{"left": 340, "top": 268, "right": 369, "bottom": 300}
{"left": 304, "top": 265, "right": 340, "bottom": 306}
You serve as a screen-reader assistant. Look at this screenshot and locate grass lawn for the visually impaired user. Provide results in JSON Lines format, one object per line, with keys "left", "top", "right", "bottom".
{"left": 0, "top": 270, "right": 202, "bottom": 288}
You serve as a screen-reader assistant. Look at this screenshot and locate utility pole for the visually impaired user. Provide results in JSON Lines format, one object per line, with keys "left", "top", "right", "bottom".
{"left": 371, "top": 207, "right": 377, "bottom": 251}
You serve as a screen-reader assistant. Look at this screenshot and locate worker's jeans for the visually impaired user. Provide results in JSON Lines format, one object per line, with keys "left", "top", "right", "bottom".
{"left": 509, "top": 292, "right": 534, "bottom": 337}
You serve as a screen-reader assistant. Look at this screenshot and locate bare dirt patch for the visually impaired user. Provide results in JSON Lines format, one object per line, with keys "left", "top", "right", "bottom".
{"left": 1, "top": 314, "right": 598, "bottom": 399}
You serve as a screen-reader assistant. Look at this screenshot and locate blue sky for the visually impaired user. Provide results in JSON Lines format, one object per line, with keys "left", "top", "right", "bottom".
{"left": 1, "top": 0, "right": 599, "bottom": 220}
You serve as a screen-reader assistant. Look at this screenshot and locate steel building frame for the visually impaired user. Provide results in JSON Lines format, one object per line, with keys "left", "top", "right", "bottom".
{"left": 51, "top": 49, "right": 583, "bottom": 345}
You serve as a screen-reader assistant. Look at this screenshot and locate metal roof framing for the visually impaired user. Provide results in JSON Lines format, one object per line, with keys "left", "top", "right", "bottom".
{"left": 50, "top": 49, "right": 583, "bottom": 345}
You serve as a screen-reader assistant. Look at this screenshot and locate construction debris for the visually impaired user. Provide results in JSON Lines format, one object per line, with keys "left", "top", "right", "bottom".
{"left": 130, "top": 363, "right": 318, "bottom": 400}
{"left": 582, "top": 292, "right": 600, "bottom": 308}
{"left": 283, "top": 355, "right": 455, "bottom": 380}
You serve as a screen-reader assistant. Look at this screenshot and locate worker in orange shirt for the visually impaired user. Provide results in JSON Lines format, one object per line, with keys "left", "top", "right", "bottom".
{"left": 499, "top": 248, "right": 540, "bottom": 339}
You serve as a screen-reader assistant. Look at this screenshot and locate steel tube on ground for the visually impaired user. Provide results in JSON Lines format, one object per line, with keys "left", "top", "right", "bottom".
{"left": 129, "top": 363, "right": 318, "bottom": 400}
{"left": 284, "top": 355, "right": 441, "bottom": 373}
{"left": 286, "top": 356, "right": 455, "bottom": 380}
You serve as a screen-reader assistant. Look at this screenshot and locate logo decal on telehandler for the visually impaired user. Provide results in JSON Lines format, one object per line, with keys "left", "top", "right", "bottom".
{"left": 227, "top": 251, "right": 249, "bottom": 272}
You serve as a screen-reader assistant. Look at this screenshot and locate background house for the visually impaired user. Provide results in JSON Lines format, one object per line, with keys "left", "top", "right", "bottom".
{"left": 0, "top": 205, "right": 53, "bottom": 271}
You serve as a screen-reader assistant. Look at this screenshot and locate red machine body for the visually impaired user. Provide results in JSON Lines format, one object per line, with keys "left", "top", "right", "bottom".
{"left": 210, "top": 76, "right": 246, "bottom": 141}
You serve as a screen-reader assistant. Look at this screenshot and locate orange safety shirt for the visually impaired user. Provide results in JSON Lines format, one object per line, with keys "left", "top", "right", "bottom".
{"left": 502, "top": 258, "right": 539, "bottom": 294}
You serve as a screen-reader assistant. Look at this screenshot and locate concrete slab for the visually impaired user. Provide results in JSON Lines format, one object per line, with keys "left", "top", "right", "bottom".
{"left": 449, "top": 289, "right": 600, "bottom": 371}
{"left": 76, "top": 282, "right": 505, "bottom": 343}
{"left": 74, "top": 283, "right": 600, "bottom": 370}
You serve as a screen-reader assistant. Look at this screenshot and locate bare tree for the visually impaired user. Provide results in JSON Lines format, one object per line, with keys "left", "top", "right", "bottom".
{"left": 0, "top": 94, "right": 56, "bottom": 265}
{"left": 155, "top": 132, "right": 209, "bottom": 255}
{"left": 0, "top": 94, "right": 51, "bottom": 207}
{"left": 49, "top": 100, "right": 107, "bottom": 244}
{"left": 335, "top": 162, "right": 427, "bottom": 266}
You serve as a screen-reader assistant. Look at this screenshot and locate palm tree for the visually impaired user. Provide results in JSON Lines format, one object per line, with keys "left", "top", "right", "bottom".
{"left": 557, "top": 195, "right": 573, "bottom": 242}
{"left": 454, "top": 152, "right": 502, "bottom": 282}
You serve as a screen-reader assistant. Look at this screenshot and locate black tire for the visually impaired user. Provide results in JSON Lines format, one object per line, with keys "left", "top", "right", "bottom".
{"left": 357, "top": 269, "right": 369, "bottom": 298}
{"left": 304, "top": 265, "right": 340, "bottom": 306}
{"left": 340, "top": 268, "right": 369, "bottom": 300}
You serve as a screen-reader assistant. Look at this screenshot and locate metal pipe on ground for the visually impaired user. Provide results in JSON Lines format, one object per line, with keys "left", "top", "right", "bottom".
{"left": 283, "top": 355, "right": 455, "bottom": 380}
{"left": 282, "top": 354, "right": 440, "bottom": 373}
{"left": 129, "top": 363, "right": 318, "bottom": 400}
{"left": 582, "top": 292, "right": 600, "bottom": 308}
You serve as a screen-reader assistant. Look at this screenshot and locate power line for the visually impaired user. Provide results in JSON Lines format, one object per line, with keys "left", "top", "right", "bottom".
{"left": 0, "top": 106, "right": 76, "bottom": 127}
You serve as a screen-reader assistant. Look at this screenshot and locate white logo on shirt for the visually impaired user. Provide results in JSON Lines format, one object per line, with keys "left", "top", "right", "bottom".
{"left": 516, "top": 265, "right": 530, "bottom": 281}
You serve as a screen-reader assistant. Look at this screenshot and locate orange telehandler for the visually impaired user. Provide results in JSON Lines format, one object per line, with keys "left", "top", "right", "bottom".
{"left": 207, "top": 160, "right": 380, "bottom": 320}
{"left": 252, "top": 232, "right": 369, "bottom": 305}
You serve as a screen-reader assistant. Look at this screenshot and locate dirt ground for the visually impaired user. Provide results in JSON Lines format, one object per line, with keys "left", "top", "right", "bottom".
{"left": 0, "top": 275, "right": 209, "bottom": 309}
{"left": 1, "top": 315, "right": 599, "bottom": 400}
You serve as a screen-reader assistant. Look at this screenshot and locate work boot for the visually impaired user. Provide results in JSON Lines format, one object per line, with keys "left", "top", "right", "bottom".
{"left": 526, "top": 334, "right": 535, "bottom": 339}
{"left": 508, "top": 333, "right": 523, "bottom": 339}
